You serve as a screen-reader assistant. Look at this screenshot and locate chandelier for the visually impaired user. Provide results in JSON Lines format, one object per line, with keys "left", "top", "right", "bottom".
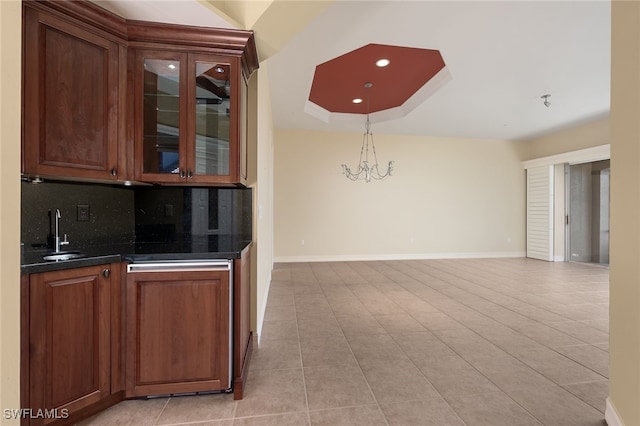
{"left": 341, "top": 83, "right": 394, "bottom": 182}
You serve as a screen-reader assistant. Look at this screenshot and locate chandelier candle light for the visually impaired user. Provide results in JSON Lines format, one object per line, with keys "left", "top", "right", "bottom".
{"left": 341, "top": 82, "right": 394, "bottom": 182}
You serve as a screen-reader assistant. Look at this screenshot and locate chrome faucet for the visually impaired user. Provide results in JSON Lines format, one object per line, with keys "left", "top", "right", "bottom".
{"left": 53, "top": 208, "right": 69, "bottom": 253}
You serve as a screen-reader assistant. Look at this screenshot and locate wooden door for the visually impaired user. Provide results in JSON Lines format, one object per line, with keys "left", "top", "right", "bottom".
{"left": 126, "top": 270, "right": 230, "bottom": 397}
{"left": 29, "top": 265, "right": 111, "bottom": 424}
{"left": 22, "top": 7, "right": 121, "bottom": 180}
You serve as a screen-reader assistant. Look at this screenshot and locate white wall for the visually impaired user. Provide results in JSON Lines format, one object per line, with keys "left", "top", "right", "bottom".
{"left": 524, "top": 117, "right": 610, "bottom": 161}
{"left": 274, "top": 129, "right": 527, "bottom": 261}
{"left": 254, "top": 64, "right": 275, "bottom": 340}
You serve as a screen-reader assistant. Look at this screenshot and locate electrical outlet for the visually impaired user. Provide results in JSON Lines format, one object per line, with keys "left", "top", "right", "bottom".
{"left": 77, "top": 204, "right": 90, "bottom": 222}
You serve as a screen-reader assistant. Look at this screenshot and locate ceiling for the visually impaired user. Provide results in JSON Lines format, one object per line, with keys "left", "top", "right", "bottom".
{"left": 307, "top": 43, "right": 449, "bottom": 123}
{"left": 95, "top": 0, "right": 611, "bottom": 142}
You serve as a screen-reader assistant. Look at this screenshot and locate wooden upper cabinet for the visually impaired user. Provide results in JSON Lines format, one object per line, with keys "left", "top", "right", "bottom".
{"left": 22, "top": 2, "right": 128, "bottom": 182}
{"left": 21, "top": 2, "right": 257, "bottom": 186}
{"left": 129, "top": 22, "right": 258, "bottom": 186}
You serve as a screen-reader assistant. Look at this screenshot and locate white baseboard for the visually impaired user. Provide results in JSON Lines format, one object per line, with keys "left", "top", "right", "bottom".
{"left": 605, "top": 397, "right": 624, "bottom": 426}
{"left": 274, "top": 251, "right": 526, "bottom": 263}
{"left": 554, "top": 255, "right": 565, "bottom": 262}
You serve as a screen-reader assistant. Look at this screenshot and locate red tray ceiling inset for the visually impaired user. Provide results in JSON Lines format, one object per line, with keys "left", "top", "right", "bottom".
{"left": 309, "top": 43, "right": 446, "bottom": 115}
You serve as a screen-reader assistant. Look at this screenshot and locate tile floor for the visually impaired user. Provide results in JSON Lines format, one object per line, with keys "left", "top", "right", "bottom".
{"left": 80, "top": 258, "right": 609, "bottom": 425}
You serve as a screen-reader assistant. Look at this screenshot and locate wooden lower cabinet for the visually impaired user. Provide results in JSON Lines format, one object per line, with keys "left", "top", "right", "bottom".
{"left": 126, "top": 269, "right": 231, "bottom": 397}
{"left": 233, "top": 245, "right": 253, "bottom": 400}
{"left": 24, "top": 263, "right": 122, "bottom": 426}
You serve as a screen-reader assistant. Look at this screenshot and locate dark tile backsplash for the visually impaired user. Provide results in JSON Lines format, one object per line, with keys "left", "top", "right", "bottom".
{"left": 21, "top": 181, "right": 135, "bottom": 248}
{"left": 22, "top": 181, "right": 252, "bottom": 250}
{"left": 134, "top": 186, "right": 252, "bottom": 243}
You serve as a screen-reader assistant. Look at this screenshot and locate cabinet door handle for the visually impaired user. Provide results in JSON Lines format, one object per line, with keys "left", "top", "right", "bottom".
{"left": 179, "top": 169, "right": 186, "bottom": 178}
{"left": 102, "top": 269, "right": 110, "bottom": 278}
{"left": 187, "top": 170, "right": 193, "bottom": 178}
{"left": 110, "top": 168, "right": 117, "bottom": 176}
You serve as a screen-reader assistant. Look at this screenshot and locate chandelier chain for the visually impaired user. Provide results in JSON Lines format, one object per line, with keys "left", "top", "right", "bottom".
{"left": 341, "top": 83, "right": 394, "bottom": 183}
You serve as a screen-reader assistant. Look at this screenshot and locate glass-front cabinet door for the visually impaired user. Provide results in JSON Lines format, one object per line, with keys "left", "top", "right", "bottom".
{"left": 136, "top": 51, "right": 188, "bottom": 182}
{"left": 135, "top": 51, "right": 241, "bottom": 184}
{"left": 188, "top": 54, "right": 236, "bottom": 182}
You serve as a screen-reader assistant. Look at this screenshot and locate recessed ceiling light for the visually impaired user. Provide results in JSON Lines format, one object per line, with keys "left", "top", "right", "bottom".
{"left": 376, "top": 58, "right": 390, "bottom": 67}
{"left": 352, "top": 98, "right": 363, "bottom": 104}
{"left": 168, "top": 64, "right": 176, "bottom": 70}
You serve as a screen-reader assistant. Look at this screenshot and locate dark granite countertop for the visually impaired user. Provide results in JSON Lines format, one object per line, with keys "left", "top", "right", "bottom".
{"left": 21, "top": 235, "right": 252, "bottom": 274}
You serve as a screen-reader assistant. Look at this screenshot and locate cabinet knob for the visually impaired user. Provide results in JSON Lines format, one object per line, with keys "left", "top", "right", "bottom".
{"left": 102, "top": 269, "right": 110, "bottom": 278}
{"left": 179, "top": 169, "right": 186, "bottom": 178}
{"left": 187, "top": 170, "right": 193, "bottom": 179}
{"left": 110, "top": 168, "right": 117, "bottom": 176}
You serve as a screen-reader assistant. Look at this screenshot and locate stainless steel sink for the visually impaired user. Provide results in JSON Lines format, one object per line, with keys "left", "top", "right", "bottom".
{"left": 42, "top": 252, "right": 85, "bottom": 262}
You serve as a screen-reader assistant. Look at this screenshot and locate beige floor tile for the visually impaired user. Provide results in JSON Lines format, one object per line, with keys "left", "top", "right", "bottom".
{"left": 516, "top": 346, "right": 605, "bottom": 385}
{"left": 77, "top": 398, "right": 169, "bottom": 426}
{"left": 337, "top": 315, "right": 387, "bottom": 337}
{"left": 295, "top": 293, "right": 330, "bottom": 304}
{"left": 359, "top": 299, "right": 406, "bottom": 316}
{"left": 555, "top": 344, "right": 609, "bottom": 377}
{"left": 553, "top": 320, "right": 609, "bottom": 344}
{"left": 235, "top": 368, "right": 307, "bottom": 417}
{"left": 303, "top": 364, "right": 375, "bottom": 410}
{"left": 156, "top": 394, "right": 236, "bottom": 425}
{"left": 465, "top": 354, "right": 556, "bottom": 392}
{"left": 295, "top": 307, "right": 336, "bottom": 322}
{"left": 297, "top": 318, "right": 344, "bottom": 341}
{"left": 512, "top": 323, "right": 585, "bottom": 348}
{"left": 394, "top": 298, "right": 440, "bottom": 313}
{"left": 308, "top": 405, "right": 386, "bottom": 426}
{"left": 580, "top": 318, "right": 609, "bottom": 333}
{"left": 321, "top": 285, "right": 356, "bottom": 299}
{"left": 413, "top": 355, "right": 501, "bottom": 398}
{"left": 169, "top": 421, "right": 232, "bottom": 426}
{"left": 358, "top": 358, "right": 440, "bottom": 404}
{"left": 300, "top": 335, "right": 357, "bottom": 367}
{"left": 595, "top": 342, "right": 609, "bottom": 352}
{"left": 410, "top": 311, "right": 465, "bottom": 331}
{"left": 329, "top": 300, "right": 371, "bottom": 318}
{"left": 346, "top": 334, "right": 408, "bottom": 363}
{"left": 233, "top": 412, "right": 309, "bottom": 426}
{"left": 445, "top": 391, "right": 543, "bottom": 426}
{"left": 508, "top": 385, "right": 605, "bottom": 426}
{"left": 293, "top": 283, "right": 324, "bottom": 295}
{"left": 263, "top": 305, "right": 297, "bottom": 321}
{"left": 266, "top": 293, "right": 295, "bottom": 307}
{"left": 347, "top": 283, "right": 380, "bottom": 295}
{"left": 250, "top": 339, "right": 302, "bottom": 371}
{"left": 260, "top": 320, "right": 299, "bottom": 342}
{"left": 433, "top": 328, "right": 506, "bottom": 358}
{"left": 373, "top": 313, "right": 428, "bottom": 334}
{"left": 388, "top": 331, "right": 456, "bottom": 358}
{"left": 380, "top": 398, "right": 466, "bottom": 426}
{"left": 561, "top": 380, "right": 608, "bottom": 413}
{"left": 558, "top": 303, "right": 609, "bottom": 321}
